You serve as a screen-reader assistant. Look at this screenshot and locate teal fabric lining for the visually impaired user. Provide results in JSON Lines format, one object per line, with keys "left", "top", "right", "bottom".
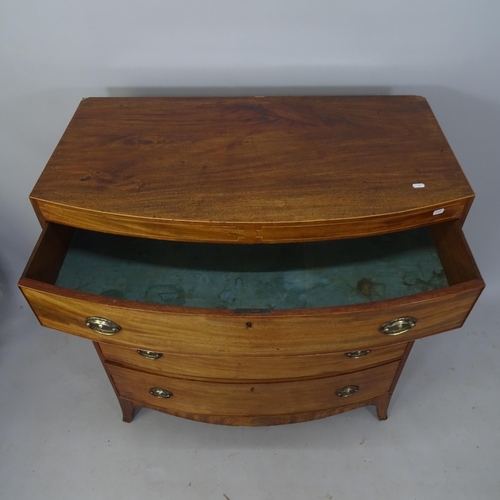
{"left": 55, "top": 227, "right": 448, "bottom": 310}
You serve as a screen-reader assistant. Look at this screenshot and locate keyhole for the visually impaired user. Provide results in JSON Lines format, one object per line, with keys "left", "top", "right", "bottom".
{"left": 246, "top": 322, "right": 253, "bottom": 329}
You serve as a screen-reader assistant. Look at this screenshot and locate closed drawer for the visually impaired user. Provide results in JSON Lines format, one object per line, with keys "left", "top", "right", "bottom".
{"left": 19, "top": 221, "right": 484, "bottom": 355}
{"left": 106, "top": 360, "right": 400, "bottom": 418}
{"left": 99, "top": 342, "right": 408, "bottom": 381}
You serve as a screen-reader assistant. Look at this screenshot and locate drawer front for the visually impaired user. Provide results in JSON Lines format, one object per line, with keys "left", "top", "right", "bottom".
{"left": 106, "top": 360, "right": 400, "bottom": 417}
{"left": 20, "top": 283, "right": 483, "bottom": 355}
{"left": 99, "top": 342, "right": 408, "bottom": 380}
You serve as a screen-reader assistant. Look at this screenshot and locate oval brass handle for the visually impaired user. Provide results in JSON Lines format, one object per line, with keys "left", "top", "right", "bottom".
{"left": 149, "top": 387, "right": 173, "bottom": 399}
{"left": 336, "top": 385, "right": 360, "bottom": 398}
{"left": 380, "top": 317, "right": 417, "bottom": 336}
{"left": 85, "top": 316, "right": 121, "bottom": 336}
{"left": 345, "top": 350, "right": 371, "bottom": 359}
{"left": 137, "top": 350, "right": 163, "bottom": 360}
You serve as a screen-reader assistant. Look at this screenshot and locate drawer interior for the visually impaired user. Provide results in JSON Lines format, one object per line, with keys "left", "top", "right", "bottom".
{"left": 21, "top": 222, "right": 478, "bottom": 310}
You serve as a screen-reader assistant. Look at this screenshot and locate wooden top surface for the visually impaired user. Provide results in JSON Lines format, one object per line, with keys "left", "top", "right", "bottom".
{"left": 31, "top": 96, "right": 474, "bottom": 242}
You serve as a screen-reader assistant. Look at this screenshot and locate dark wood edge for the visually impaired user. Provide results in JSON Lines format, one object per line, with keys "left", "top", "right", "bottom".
{"left": 19, "top": 223, "right": 75, "bottom": 284}
{"left": 458, "top": 196, "right": 474, "bottom": 227}
{"left": 430, "top": 220, "right": 484, "bottom": 286}
{"left": 30, "top": 198, "right": 47, "bottom": 230}
{"left": 19, "top": 226, "right": 49, "bottom": 281}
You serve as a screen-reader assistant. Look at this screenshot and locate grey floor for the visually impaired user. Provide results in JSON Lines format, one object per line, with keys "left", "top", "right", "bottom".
{"left": 1, "top": 285, "right": 499, "bottom": 500}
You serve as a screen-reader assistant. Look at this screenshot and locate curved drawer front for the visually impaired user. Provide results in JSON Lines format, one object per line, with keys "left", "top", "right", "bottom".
{"left": 99, "top": 342, "right": 408, "bottom": 381}
{"left": 20, "top": 282, "right": 482, "bottom": 355}
{"left": 106, "top": 360, "right": 400, "bottom": 418}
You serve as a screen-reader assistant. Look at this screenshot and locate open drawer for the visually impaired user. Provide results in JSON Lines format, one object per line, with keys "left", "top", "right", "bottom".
{"left": 19, "top": 221, "right": 484, "bottom": 356}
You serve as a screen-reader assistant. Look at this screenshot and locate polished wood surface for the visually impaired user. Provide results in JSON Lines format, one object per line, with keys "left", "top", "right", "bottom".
{"left": 115, "top": 395, "right": 394, "bottom": 426}
{"left": 98, "top": 341, "right": 408, "bottom": 381}
{"left": 34, "top": 199, "right": 468, "bottom": 243}
{"left": 19, "top": 279, "right": 482, "bottom": 355}
{"left": 18, "top": 96, "right": 484, "bottom": 425}
{"left": 30, "top": 96, "right": 474, "bottom": 242}
{"left": 106, "top": 360, "right": 399, "bottom": 423}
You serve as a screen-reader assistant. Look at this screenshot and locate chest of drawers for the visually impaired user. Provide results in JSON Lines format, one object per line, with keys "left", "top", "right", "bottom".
{"left": 19, "top": 96, "right": 484, "bottom": 425}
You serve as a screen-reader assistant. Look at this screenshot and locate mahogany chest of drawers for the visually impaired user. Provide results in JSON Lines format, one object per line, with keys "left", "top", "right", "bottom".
{"left": 19, "top": 96, "right": 484, "bottom": 425}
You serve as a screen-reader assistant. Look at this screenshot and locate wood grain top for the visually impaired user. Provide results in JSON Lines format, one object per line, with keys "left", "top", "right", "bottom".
{"left": 30, "top": 96, "right": 474, "bottom": 242}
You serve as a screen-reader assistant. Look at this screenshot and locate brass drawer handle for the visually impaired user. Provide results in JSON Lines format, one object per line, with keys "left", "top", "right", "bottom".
{"left": 137, "top": 350, "right": 163, "bottom": 360}
{"left": 380, "top": 317, "right": 417, "bottom": 336}
{"left": 149, "top": 387, "right": 173, "bottom": 399}
{"left": 345, "top": 349, "right": 371, "bottom": 359}
{"left": 85, "top": 316, "right": 121, "bottom": 336}
{"left": 336, "top": 385, "right": 360, "bottom": 398}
